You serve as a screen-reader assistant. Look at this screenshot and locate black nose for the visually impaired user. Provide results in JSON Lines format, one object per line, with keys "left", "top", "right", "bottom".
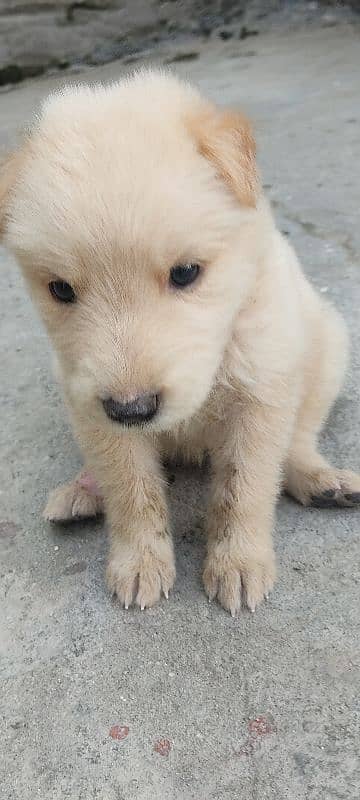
{"left": 102, "top": 393, "right": 159, "bottom": 425}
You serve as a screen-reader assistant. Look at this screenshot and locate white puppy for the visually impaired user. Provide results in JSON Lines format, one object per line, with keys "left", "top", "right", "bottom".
{"left": 1, "top": 70, "right": 359, "bottom": 615}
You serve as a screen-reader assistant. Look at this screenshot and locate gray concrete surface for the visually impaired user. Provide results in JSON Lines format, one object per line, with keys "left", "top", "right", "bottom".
{"left": 1, "top": 19, "right": 360, "bottom": 800}
{"left": 0, "top": 1, "right": 357, "bottom": 86}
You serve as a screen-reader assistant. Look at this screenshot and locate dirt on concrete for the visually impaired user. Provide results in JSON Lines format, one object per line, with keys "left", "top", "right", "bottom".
{"left": 0, "top": 0, "right": 359, "bottom": 86}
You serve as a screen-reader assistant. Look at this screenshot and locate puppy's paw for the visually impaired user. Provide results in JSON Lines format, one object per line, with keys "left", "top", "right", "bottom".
{"left": 286, "top": 466, "right": 360, "bottom": 508}
{"left": 203, "top": 539, "right": 275, "bottom": 616}
{"left": 43, "top": 472, "right": 103, "bottom": 523}
{"left": 107, "top": 534, "right": 175, "bottom": 610}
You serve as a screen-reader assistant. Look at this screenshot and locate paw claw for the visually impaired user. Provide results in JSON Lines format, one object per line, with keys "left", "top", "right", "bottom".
{"left": 289, "top": 467, "right": 360, "bottom": 508}
{"left": 107, "top": 537, "right": 175, "bottom": 611}
{"left": 204, "top": 544, "right": 275, "bottom": 615}
{"left": 344, "top": 491, "right": 360, "bottom": 504}
{"left": 44, "top": 474, "right": 103, "bottom": 524}
{"left": 311, "top": 493, "right": 337, "bottom": 508}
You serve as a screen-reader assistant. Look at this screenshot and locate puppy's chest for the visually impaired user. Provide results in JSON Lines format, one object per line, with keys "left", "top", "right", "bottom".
{"left": 179, "top": 387, "right": 234, "bottom": 450}
{"left": 160, "top": 388, "right": 235, "bottom": 463}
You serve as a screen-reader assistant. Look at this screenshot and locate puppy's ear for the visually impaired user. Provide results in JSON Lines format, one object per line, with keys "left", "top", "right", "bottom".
{"left": 0, "top": 144, "right": 28, "bottom": 238}
{"left": 188, "top": 105, "right": 259, "bottom": 207}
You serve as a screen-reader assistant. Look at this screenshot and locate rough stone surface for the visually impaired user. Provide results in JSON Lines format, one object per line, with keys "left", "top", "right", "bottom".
{"left": 1, "top": 18, "right": 360, "bottom": 800}
{"left": 0, "top": 0, "right": 251, "bottom": 80}
{"left": 0, "top": 1, "right": 358, "bottom": 84}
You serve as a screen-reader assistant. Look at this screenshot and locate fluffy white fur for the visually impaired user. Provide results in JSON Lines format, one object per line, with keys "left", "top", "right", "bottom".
{"left": 1, "top": 70, "right": 359, "bottom": 615}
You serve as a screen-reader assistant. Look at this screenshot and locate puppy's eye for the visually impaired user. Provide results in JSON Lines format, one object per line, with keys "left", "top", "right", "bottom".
{"left": 49, "top": 280, "right": 76, "bottom": 303}
{"left": 170, "top": 263, "right": 200, "bottom": 288}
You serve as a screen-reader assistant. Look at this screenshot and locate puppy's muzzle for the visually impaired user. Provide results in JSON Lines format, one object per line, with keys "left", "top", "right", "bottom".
{"left": 102, "top": 393, "right": 160, "bottom": 425}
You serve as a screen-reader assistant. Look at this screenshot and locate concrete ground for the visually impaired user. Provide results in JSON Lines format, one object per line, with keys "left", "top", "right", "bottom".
{"left": 1, "top": 17, "right": 360, "bottom": 800}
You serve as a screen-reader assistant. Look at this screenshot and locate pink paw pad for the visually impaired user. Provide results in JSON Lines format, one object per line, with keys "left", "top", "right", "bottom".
{"left": 77, "top": 472, "right": 102, "bottom": 497}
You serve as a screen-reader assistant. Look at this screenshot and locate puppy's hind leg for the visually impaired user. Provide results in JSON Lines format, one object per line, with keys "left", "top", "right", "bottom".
{"left": 285, "top": 445, "right": 360, "bottom": 508}
{"left": 285, "top": 304, "right": 360, "bottom": 508}
{"left": 43, "top": 470, "right": 104, "bottom": 523}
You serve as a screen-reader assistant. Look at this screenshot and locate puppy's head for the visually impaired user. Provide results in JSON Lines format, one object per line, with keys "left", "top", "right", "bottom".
{"left": 0, "top": 71, "right": 260, "bottom": 432}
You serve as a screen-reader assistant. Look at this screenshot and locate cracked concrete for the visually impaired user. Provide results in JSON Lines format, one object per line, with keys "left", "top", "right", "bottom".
{"left": 1, "top": 17, "right": 360, "bottom": 800}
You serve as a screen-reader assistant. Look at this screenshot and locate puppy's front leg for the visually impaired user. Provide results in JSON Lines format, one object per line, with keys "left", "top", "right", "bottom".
{"left": 204, "top": 393, "right": 295, "bottom": 615}
{"left": 81, "top": 428, "right": 175, "bottom": 609}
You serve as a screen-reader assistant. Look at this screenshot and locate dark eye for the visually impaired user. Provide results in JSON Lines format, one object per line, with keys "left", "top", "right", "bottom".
{"left": 49, "top": 280, "right": 76, "bottom": 303}
{"left": 170, "top": 263, "right": 200, "bottom": 288}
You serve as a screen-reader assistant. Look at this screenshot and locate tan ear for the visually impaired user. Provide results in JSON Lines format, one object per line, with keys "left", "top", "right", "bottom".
{"left": 0, "top": 144, "right": 28, "bottom": 237}
{"left": 188, "top": 105, "right": 259, "bottom": 207}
